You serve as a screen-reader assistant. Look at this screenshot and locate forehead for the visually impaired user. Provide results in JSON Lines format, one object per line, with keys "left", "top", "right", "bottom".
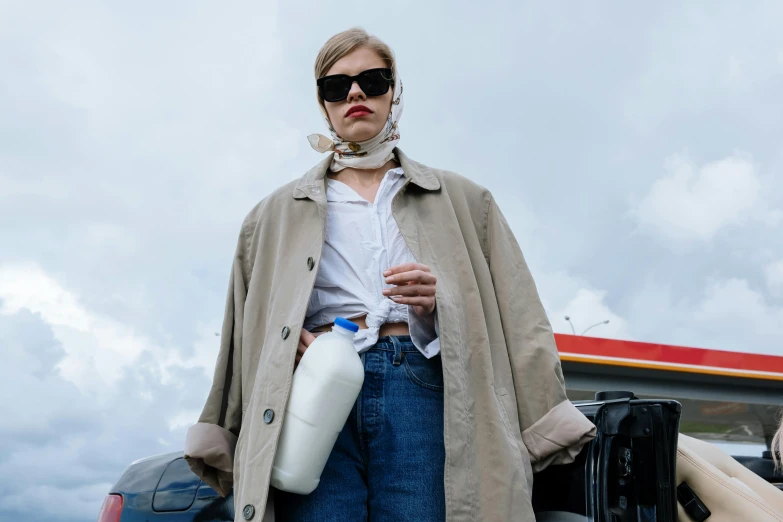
{"left": 325, "top": 47, "right": 388, "bottom": 77}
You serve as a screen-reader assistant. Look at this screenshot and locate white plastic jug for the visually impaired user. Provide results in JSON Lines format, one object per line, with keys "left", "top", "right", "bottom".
{"left": 270, "top": 317, "right": 364, "bottom": 495}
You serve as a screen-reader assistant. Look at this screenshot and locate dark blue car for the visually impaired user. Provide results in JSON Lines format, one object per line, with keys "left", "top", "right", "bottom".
{"left": 97, "top": 451, "right": 235, "bottom": 522}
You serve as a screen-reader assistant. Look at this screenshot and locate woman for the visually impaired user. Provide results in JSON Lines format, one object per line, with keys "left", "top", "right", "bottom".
{"left": 184, "top": 28, "right": 596, "bottom": 522}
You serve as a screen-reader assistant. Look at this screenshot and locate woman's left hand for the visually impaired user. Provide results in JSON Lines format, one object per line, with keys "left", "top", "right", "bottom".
{"left": 382, "top": 263, "right": 437, "bottom": 317}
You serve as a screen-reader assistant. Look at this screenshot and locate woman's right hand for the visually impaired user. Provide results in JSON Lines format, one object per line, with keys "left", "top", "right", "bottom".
{"left": 295, "top": 328, "right": 318, "bottom": 370}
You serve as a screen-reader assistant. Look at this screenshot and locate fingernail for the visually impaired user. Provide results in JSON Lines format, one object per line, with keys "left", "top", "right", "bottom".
{"left": 383, "top": 270, "right": 391, "bottom": 276}
{"left": 382, "top": 289, "right": 390, "bottom": 295}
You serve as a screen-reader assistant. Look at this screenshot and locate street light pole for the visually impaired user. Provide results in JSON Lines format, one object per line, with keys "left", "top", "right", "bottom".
{"left": 581, "top": 320, "right": 610, "bottom": 336}
{"left": 564, "top": 316, "right": 576, "bottom": 335}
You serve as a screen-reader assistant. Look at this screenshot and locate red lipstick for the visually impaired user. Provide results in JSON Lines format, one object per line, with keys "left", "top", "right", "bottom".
{"left": 345, "top": 105, "right": 373, "bottom": 118}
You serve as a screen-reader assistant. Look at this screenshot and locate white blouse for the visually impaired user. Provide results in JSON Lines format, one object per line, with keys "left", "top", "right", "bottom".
{"left": 304, "top": 167, "right": 440, "bottom": 358}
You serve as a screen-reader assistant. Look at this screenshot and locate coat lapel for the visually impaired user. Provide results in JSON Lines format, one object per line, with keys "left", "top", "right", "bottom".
{"left": 394, "top": 148, "right": 441, "bottom": 191}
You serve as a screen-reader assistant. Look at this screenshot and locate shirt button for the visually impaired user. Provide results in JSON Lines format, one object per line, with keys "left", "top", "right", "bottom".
{"left": 281, "top": 326, "right": 290, "bottom": 340}
{"left": 263, "top": 409, "right": 275, "bottom": 424}
{"left": 242, "top": 504, "right": 255, "bottom": 520}
{"left": 307, "top": 257, "right": 315, "bottom": 271}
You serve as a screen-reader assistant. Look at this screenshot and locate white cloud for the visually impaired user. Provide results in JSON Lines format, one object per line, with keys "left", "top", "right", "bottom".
{"left": 624, "top": 276, "right": 783, "bottom": 356}
{"left": 535, "top": 270, "right": 629, "bottom": 339}
{"left": 695, "top": 278, "right": 783, "bottom": 342}
{"left": 168, "top": 409, "right": 205, "bottom": 432}
{"left": 551, "top": 287, "right": 630, "bottom": 339}
{"left": 0, "top": 264, "right": 217, "bottom": 395}
{"left": 621, "top": 4, "right": 783, "bottom": 133}
{"left": 0, "top": 483, "right": 112, "bottom": 521}
{"left": 0, "top": 263, "right": 225, "bottom": 520}
{"left": 0, "top": 293, "right": 214, "bottom": 522}
{"left": 632, "top": 153, "right": 779, "bottom": 243}
{"left": 765, "top": 259, "right": 783, "bottom": 292}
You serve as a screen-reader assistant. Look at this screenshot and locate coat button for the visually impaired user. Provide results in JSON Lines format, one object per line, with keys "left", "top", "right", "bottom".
{"left": 263, "top": 409, "right": 274, "bottom": 424}
{"left": 281, "top": 326, "right": 290, "bottom": 340}
{"left": 307, "top": 257, "right": 315, "bottom": 271}
{"left": 242, "top": 504, "right": 255, "bottom": 520}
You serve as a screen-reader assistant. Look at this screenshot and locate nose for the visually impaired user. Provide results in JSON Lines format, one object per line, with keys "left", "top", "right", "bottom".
{"left": 346, "top": 80, "right": 367, "bottom": 103}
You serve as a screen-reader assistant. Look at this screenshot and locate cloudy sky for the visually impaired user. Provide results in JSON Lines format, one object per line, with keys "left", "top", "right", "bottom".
{"left": 2, "top": 1, "right": 783, "bottom": 520}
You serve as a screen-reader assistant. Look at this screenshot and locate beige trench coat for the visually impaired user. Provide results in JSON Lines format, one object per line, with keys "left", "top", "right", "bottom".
{"left": 184, "top": 148, "right": 596, "bottom": 522}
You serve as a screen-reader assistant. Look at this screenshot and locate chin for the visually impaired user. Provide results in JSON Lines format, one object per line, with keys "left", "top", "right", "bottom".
{"left": 338, "top": 121, "right": 383, "bottom": 143}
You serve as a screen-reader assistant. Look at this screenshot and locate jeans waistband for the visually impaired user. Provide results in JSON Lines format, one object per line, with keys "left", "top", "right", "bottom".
{"left": 370, "top": 335, "right": 418, "bottom": 353}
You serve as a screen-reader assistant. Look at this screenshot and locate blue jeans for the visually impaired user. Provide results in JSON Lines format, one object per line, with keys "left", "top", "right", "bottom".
{"left": 274, "top": 335, "right": 446, "bottom": 522}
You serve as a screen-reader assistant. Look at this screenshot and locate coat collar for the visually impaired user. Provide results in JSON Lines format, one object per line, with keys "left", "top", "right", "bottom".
{"left": 293, "top": 147, "right": 440, "bottom": 199}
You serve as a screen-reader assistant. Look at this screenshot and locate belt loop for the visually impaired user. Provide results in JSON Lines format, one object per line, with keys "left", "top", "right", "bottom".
{"left": 391, "top": 336, "right": 403, "bottom": 366}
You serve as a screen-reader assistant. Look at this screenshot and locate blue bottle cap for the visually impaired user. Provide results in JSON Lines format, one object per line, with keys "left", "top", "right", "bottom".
{"left": 334, "top": 317, "right": 359, "bottom": 333}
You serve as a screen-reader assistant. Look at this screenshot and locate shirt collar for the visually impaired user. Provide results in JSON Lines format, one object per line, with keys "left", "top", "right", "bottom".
{"left": 325, "top": 167, "right": 406, "bottom": 203}
{"left": 293, "top": 147, "right": 440, "bottom": 200}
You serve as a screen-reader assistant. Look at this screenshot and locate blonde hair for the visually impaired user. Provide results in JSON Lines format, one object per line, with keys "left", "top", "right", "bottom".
{"left": 314, "top": 28, "right": 396, "bottom": 105}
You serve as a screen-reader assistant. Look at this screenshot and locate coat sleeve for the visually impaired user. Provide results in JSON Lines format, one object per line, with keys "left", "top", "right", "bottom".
{"left": 183, "top": 224, "right": 252, "bottom": 497}
{"left": 486, "top": 195, "right": 596, "bottom": 472}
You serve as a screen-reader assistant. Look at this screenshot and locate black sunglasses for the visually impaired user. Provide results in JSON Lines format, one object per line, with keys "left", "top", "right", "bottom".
{"left": 317, "top": 68, "right": 394, "bottom": 103}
